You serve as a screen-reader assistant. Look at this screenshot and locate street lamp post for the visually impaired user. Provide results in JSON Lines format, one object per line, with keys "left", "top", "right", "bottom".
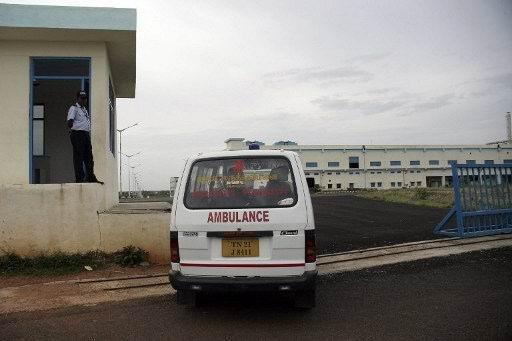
{"left": 128, "top": 163, "right": 142, "bottom": 198}
{"left": 122, "top": 153, "right": 141, "bottom": 198}
{"left": 117, "top": 122, "right": 140, "bottom": 196}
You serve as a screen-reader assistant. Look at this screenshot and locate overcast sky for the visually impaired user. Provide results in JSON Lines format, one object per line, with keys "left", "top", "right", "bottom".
{"left": 6, "top": 0, "right": 512, "bottom": 189}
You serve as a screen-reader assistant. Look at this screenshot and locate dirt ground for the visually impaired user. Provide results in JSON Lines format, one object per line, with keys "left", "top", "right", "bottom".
{"left": 313, "top": 194, "right": 451, "bottom": 254}
{"left": 0, "top": 265, "right": 168, "bottom": 289}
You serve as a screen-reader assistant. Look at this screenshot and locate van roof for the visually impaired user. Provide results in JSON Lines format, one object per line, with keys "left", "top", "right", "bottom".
{"left": 191, "top": 149, "right": 298, "bottom": 161}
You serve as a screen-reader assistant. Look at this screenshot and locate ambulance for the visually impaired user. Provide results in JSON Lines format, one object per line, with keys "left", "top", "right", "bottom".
{"left": 169, "top": 148, "right": 317, "bottom": 308}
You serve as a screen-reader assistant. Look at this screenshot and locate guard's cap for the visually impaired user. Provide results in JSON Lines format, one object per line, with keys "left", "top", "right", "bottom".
{"left": 77, "top": 90, "right": 87, "bottom": 98}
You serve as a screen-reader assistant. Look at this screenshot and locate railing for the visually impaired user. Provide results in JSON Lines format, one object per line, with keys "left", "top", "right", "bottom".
{"left": 434, "top": 164, "right": 512, "bottom": 237}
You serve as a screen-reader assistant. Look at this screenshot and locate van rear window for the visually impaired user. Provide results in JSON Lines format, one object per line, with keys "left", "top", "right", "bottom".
{"left": 184, "top": 157, "right": 297, "bottom": 209}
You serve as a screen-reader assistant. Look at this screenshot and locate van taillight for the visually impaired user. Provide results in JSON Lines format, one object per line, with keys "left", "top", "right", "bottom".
{"left": 170, "top": 231, "right": 180, "bottom": 263}
{"left": 305, "top": 230, "right": 316, "bottom": 263}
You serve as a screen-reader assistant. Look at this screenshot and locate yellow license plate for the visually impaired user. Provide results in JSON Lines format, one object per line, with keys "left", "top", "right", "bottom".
{"left": 222, "top": 238, "right": 259, "bottom": 257}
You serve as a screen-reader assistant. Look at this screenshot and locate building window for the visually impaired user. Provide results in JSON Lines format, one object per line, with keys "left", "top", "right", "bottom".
{"left": 391, "top": 182, "right": 396, "bottom": 187}
{"left": 314, "top": 173, "right": 319, "bottom": 175}
{"left": 109, "top": 77, "right": 116, "bottom": 154}
{"left": 328, "top": 161, "right": 340, "bottom": 167}
{"left": 416, "top": 170, "right": 421, "bottom": 173}
{"left": 429, "top": 160, "right": 439, "bottom": 165}
{"left": 466, "top": 160, "right": 476, "bottom": 165}
{"left": 328, "top": 184, "right": 332, "bottom": 189}
{"left": 410, "top": 182, "right": 415, "bottom": 187}
{"left": 370, "top": 171, "right": 375, "bottom": 174}
{"left": 377, "top": 182, "right": 382, "bottom": 187}
{"left": 306, "top": 162, "right": 318, "bottom": 168}
{"left": 504, "top": 159, "right": 512, "bottom": 164}
{"left": 390, "top": 160, "right": 401, "bottom": 166}
{"left": 370, "top": 161, "right": 381, "bottom": 167}
{"left": 349, "top": 172, "right": 353, "bottom": 175}
{"left": 355, "top": 172, "right": 360, "bottom": 174}
{"left": 397, "top": 170, "right": 402, "bottom": 173}
{"left": 484, "top": 160, "right": 494, "bottom": 165}
{"left": 397, "top": 182, "right": 402, "bottom": 187}
{"left": 410, "top": 160, "right": 420, "bottom": 166}
{"left": 336, "top": 172, "right": 341, "bottom": 175}
{"left": 305, "top": 172, "right": 310, "bottom": 175}
{"left": 327, "top": 172, "right": 332, "bottom": 175}
{"left": 349, "top": 156, "right": 359, "bottom": 169}
{"left": 377, "top": 171, "right": 382, "bottom": 174}
{"left": 370, "top": 182, "right": 375, "bottom": 188}
{"left": 417, "top": 181, "right": 422, "bottom": 186}
{"left": 448, "top": 160, "right": 457, "bottom": 165}
{"left": 336, "top": 184, "right": 341, "bottom": 189}
{"left": 390, "top": 171, "right": 395, "bottom": 174}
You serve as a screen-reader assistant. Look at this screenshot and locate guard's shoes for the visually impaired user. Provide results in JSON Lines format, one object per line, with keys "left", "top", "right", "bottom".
{"left": 86, "top": 175, "right": 104, "bottom": 185}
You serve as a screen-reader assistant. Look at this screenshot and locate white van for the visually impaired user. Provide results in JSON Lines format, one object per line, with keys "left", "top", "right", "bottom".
{"left": 169, "top": 149, "right": 317, "bottom": 308}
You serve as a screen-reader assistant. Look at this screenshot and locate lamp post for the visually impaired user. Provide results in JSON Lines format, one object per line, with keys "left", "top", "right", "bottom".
{"left": 133, "top": 170, "right": 143, "bottom": 197}
{"left": 122, "top": 152, "right": 142, "bottom": 197}
{"left": 128, "top": 163, "right": 142, "bottom": 198}
{"left": 117, "top": 122, "right": 140, "bottom": 196}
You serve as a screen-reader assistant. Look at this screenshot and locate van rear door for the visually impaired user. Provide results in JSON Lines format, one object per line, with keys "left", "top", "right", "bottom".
{"left": 174, "top": 155, "right": 308, "bottom": 277}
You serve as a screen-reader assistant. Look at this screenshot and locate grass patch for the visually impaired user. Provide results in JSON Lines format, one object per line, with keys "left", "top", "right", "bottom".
{"left": 0, "top": 245, "right": 149, "bottom": 276}
{"left": 355, "top": 188, "right": 454, "bottom": 208}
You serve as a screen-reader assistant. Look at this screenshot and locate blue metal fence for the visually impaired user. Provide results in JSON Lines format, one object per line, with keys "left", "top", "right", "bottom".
{"left": 434, "top": 164, "right": 512, "bottom": 237}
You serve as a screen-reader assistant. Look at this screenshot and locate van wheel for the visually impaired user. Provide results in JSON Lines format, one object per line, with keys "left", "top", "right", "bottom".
{"left": 176, "top": 290, "right": 203, "bottom": 307}
{"left": 294, "top": 289, "right": 316, "bottom": 309}
{"left": 176, "top": 290, "right": 189, "bottom": 305}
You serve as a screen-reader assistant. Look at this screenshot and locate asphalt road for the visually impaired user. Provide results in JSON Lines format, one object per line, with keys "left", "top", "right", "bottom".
{"left": 313, "top": 195, "right": 449, "bottom": 254}
{"left": 2, "top": 247, "right": 511, "bottom": 341}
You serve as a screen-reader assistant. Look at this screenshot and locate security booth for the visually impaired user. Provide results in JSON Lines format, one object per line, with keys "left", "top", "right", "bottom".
{"left": 0, "top": 4, "right": 137, "bottom": 256}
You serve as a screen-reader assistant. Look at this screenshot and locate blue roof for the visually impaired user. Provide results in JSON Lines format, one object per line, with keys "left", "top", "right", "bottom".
{"left": 0, "top": 3, "right": 136, "bottom": 31}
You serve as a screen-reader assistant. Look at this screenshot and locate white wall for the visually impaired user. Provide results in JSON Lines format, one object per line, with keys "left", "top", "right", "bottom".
{"left": 0, "top": 184, "right": 170, "bottom": 264}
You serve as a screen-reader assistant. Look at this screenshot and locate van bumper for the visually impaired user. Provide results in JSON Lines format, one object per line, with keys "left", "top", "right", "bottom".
{"left": 169, "top": 270, "right": 317, "bottom": 292}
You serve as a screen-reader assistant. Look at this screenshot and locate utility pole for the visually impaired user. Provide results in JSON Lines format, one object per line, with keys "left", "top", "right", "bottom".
{"left": 117, "top": 122, "right": 140, "bottom": 197}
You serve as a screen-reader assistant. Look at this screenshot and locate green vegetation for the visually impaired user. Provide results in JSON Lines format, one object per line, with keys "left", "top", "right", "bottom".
{"left": 355, "top": 188, "right": 454, "bottom": 208}
{"left": 0, "top": 245, "right": 149, "bottom": 276}
{"left": 114, "top": 245, "right": 149, "bottom": 267}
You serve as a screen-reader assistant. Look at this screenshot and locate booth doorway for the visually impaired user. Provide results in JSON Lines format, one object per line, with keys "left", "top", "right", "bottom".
{"left": 30, "top": 58, "right": 90, "bottom": 184}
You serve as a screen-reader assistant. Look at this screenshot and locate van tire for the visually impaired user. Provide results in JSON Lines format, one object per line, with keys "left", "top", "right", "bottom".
{"left": 294, "top": 289, "right": 316, "bottom": 309}
{"left": 176, "top": 290, "right": 189, "bottom": 305}
{"left": 176, "top": 290, "right": 203, "bottom": 307}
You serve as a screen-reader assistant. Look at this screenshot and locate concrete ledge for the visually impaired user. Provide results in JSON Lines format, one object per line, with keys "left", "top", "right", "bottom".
{"left": 317, "top": 234, "right": 512, "bottom": 274}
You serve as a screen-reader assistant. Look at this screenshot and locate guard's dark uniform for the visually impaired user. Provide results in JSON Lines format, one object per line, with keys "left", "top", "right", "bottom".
{"left": 67, "top": 101, "right": 98, "bottom": 183}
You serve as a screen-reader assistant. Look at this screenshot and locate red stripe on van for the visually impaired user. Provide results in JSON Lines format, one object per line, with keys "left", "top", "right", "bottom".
{"left": 180, "top": 263, "right": 305, "bottom": 268}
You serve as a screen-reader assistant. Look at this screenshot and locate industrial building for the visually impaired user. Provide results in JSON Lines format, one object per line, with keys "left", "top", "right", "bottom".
{"left": 225, "top": 118, "right": 512, "bottom": 190}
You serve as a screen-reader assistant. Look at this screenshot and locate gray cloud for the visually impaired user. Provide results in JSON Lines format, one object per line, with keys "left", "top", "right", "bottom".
{"left": 312, "top": 92, "right": 457, "bottom": 116}
{"left": 345, "top": 52, "right": 390, "bottom": 64}
{"left": 262, "top": 66, "right": 373, "bottom": 84}
{"left": 311, "top": 96, "right": 408, "bottom": 115}
{"left": 410, "top": 93, "right": 455, "bottom": 112}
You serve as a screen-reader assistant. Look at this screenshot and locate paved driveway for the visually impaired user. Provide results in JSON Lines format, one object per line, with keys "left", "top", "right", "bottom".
{"left": 2, "top": 247, "right": 510, "bottom": 341}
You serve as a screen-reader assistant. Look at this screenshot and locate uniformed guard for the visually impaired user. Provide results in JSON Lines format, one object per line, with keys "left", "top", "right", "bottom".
{"left": 67, "top": 91, "right": 103, "bottom": 184}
